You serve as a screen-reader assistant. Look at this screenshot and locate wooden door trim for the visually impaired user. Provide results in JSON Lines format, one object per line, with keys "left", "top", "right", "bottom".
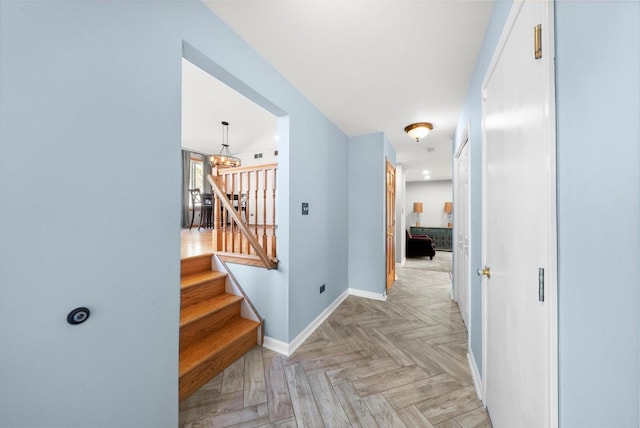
{"left": 385, "top": 160, "right": 396, "bottom": 291}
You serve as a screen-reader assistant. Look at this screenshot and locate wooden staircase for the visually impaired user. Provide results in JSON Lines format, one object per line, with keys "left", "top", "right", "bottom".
{"left": 179, "top": 253, "right": 261, "bottom": 400}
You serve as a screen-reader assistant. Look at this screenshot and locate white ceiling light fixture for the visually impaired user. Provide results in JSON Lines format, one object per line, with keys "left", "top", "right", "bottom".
{"left": 404, "top": 122, "right": 434, "bottom": 142}
{"left": 209, "top": 121, "right": 241, "bottom": 169}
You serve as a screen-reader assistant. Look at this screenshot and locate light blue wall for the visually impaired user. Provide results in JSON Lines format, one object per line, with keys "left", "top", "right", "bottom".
{"left": 0, "top": 0, "right": 350, "bottom": 425}
{"left": 227, "top": 116, "right": 290, "bottom": 343}
{"left": 384, "top": 133, "right": 397, "bottom": 167}
{"left": 348, "top": 133, "right": 396, "bottom": 296}
{"left": 181, "top": 46, "right": 291, "bottom": 344}
{"left": 184, "top": 7, "right": 351, "bottom": 344}
{"left": 0, "top": 2, "right": 184, "bottom": 425}
{"left": 453, "top": 0, "right": 513, "bottom": 375}
{"left": 287, "top": 111, "right": 349, "bottom": 341}
{"left": 555, "top": 2, "right": 640, "bottom": 426}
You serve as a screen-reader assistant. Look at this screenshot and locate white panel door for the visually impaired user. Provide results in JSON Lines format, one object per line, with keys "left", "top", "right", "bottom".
{"left": 482, "top": 1, "right": 556, "bottom": 427}
{"left": 454, "top": 138, "right": 470, "bottom": 327}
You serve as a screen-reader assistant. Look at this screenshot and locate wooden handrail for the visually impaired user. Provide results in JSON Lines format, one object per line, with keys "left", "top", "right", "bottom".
{"left": 215, "top": 163, "right": 277, "bottom": 174}
{"left": 207, "top": 174, "right": 277, "bottom": 270}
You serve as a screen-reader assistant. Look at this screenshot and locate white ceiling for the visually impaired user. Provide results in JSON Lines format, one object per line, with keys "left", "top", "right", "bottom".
{"left": 185, "top": 0, "right": 495, "bottom": 182}
{"left": 181, "top": 59, "right": 278, "bottom": 157}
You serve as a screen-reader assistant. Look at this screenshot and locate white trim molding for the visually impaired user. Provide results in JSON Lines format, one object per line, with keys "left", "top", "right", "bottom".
{"left": 262, "top": 336, "right": 290, "bottom": 356}
{"left": 263, "top": 287, "right": 387, "bottom": 356}
{"left": 468, "top": 350, "right": 485, "bottom": 404}
{"left": 288, "top": 289, "right": 350, "bottom": 355}
{"left": 348, "top": 288, "right": 387, "bottom": 302}
{"left": 264, "top": 289, "right": 349, "bottom": 356}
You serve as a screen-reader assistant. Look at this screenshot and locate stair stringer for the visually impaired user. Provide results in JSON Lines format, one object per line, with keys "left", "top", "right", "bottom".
{"left": 212, "top": 255, "right": 264, "bottom": 346}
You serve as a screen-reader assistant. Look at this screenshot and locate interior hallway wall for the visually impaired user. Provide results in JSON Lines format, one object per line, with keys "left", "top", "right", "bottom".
{"left": 348, "top": 132, "right": 396, "bottom": 297}
{"left": 0, "top": 1, "right": 351, "bottom": 425}
{"left": 555, "top": 1, "right": 640, "bottom": 426}
{"left": 453, "top": 0, "right": 514, "bottom": 377}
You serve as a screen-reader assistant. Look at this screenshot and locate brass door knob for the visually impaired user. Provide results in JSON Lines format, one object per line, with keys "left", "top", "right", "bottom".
{"left": 477, "top": 266, "right": 491, "bottom": 279}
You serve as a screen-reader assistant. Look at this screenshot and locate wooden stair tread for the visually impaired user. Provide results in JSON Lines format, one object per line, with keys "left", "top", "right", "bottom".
{"left": 178, "top": 254, "right": 263, "bottom": 400}
{"left": 180, "top": 293, "right": 243, "bottom": 327}
{"left": 179, "top": 317, "right": 259, "bottom": 376}
{"left": 181, "top": 253, "right": 214, "bottom": 260}
{"left": 181, "top": 270, "right": 227, "bottom": 289}
{"left": 180, "top": 253, "right": 214, "bottom": 277}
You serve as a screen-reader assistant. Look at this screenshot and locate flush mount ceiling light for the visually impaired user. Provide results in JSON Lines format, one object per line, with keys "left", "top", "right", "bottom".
{"left": 404, "top": 122, "right": 434, "bottom": 142}
{"left": 209, "top": 121, "right": 241, "bottom": 169}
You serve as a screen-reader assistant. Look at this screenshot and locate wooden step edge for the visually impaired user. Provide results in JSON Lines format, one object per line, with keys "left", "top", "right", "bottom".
{"left": 179, "top": 317, "right": 259, "bottom": 377}
{"left": 181, "top": 252, "right": 214, "bottom": 262}
{"left": 181, "top": 270, "right": 227, "bottom": 290}
{"left": 180, "top": 253, "right": 214, "bottom": 277}
{"left": 180, "top": 294, "right": 243, "bottom": 327}
{"left": 179, "top": 326, "right": 258, "bottom": 401}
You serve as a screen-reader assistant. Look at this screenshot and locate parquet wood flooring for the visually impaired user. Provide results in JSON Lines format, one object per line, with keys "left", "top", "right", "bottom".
{"left": 179, "top": 256, "right": 491, "bottom": 427}
{"left": 181, "top": 228, "right": 275, "bottom": 260}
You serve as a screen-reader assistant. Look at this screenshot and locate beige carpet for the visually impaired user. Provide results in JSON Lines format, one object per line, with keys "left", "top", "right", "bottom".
{"left": 402, "top": 250, "right": 452, "bottom": 273}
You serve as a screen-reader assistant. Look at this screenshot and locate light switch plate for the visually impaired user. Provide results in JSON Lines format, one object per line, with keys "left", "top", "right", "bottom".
{"left": 302, "top": 202, "right": 309, "bottom": 215}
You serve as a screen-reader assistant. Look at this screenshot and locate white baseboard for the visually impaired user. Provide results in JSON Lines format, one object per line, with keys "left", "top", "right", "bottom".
{"left": 288, "top": 289, "right": 350, "bottom": 355}
{"left": 263, "top": 287, "right": 387, "bottom": 356}
{"left": 263, "top": 336, "right": 290, "bottom": 356}
{"left": 468, "top": 350, "right": 485, "bottom": 404}
{"left": 348, "top": 288, "right": 387, "bottom": 301}
{"left": 263, "top": 289, "right": 350, "bottom": 356}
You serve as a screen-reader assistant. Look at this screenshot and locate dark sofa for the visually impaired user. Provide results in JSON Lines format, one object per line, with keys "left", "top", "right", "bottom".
{"left": 406, "top": 229, "right": 436, "bottom": 259}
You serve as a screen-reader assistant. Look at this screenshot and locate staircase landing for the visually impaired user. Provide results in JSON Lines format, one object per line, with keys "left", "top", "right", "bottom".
{"left": 181, "top": 229, "right": 214, "bottom": 259}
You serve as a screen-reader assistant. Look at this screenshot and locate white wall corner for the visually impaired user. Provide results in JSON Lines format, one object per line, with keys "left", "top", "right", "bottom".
{"left": 288, "top": 289, "right": 350, "bottom": 354}
{"left": 468, "top": 350, "right": 485, "bottom": 404}
{"left": 348, "top": 288, "right": 388, "bottom": 302}
{"left": 263, "top": 286, "right": 389, "bottom": 357}
{"left": 263, "top": 336, "right": 290, "bottom": 357}
{"left": 265, "top": 289, "right": 350, "bottom": 357}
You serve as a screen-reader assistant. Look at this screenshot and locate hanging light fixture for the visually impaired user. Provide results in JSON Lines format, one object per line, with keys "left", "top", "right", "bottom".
{"left": 209, "top": 121, "right": 241, "bottom": 169}
{"left": 404, "top": 122, "right": 434, "bottom": 142}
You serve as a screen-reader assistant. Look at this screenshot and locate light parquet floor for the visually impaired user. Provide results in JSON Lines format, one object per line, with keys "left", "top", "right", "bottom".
{"left": 181, "top": 228, "right": 276, "bottom": 260}
{"left": 179, "top": 254, "right": 491, "bottom": 427}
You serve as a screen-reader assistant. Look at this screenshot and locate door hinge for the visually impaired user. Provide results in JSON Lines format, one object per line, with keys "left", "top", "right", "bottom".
{"left": 534, "top": 24, "right": 542, "bottom": 59}
{"left": 538, "top": 267, "right": 545, "bottom": 302}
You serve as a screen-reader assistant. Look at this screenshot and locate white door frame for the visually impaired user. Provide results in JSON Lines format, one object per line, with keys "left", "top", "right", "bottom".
{"left": 479, "top": 0, "right": 558, "bottom": 424}
{"left": 453, "top": 125, "right": 470, "bottom": 327}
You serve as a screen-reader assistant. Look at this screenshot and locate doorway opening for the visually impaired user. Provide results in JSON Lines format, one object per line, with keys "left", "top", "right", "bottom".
{"left": 180, "top": 45, "right": 286, "bottom": 259}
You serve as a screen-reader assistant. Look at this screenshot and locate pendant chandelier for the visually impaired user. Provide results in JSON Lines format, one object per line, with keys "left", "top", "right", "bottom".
{"left": 209, "top": 121, "right": 241, "bottom": 169}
